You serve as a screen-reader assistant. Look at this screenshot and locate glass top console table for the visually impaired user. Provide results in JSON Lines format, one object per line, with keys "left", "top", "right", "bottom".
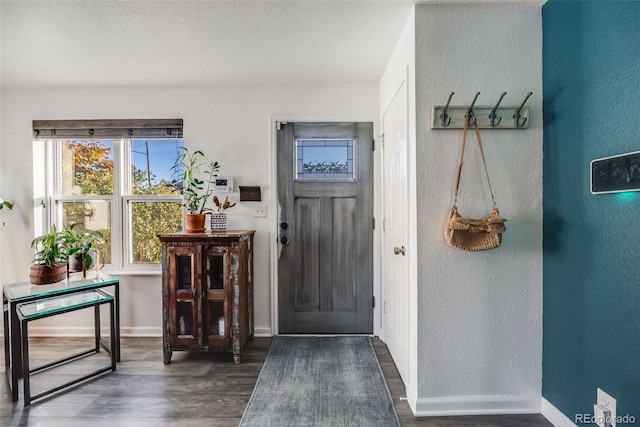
{"left": 3, "top": 272, "right": 120, "bottom": 402}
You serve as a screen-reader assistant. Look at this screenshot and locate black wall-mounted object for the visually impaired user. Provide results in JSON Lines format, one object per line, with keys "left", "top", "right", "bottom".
{"left": 591, "top": 151, "right": 640, "bottom": 194}
{"left": 240, "top": 186, "right": 261, "bottom": 201}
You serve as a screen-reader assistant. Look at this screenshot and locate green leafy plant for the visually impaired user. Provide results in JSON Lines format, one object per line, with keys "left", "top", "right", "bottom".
{"left": 31, "top": 224, "right": 68, "bottom": 268}
{"left": 0, "top": 197, "right": 13, "bottom": 229}
{"left": 171, "top": 148, "right": 220, "bottom": 214}
{"left": 62, "top": 223, "right": 105, "bottom": 271}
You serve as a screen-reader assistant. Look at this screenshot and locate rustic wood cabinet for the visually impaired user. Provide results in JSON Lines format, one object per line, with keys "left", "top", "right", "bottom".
{"left": 159, "top": 230, "right": 255, "bottom": 364}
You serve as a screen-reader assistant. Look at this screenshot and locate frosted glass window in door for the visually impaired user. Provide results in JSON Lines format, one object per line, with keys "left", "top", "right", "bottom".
{"left": 296, "top": 139, "right": 355, "bottom": 180}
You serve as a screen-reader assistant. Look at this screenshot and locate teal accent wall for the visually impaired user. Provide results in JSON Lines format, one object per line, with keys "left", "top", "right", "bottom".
{"left": 543, "top": 0, "right": 640, "bottom": 424}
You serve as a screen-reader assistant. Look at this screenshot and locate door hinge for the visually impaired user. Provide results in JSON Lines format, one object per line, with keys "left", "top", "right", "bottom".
{"left": 372, "top": 217, "right": 375, "bottom": 230}
{"left": 275, "top": 121, "right": 287, "bottom": 131}
{"left": 373, "top": 296, "right": 375, "bottom": 308}
{"left": 382, "top": 218, "right": 386, "bottom": 231}
{"left": 372, "top": 139, "right": 375, "bottom": 151}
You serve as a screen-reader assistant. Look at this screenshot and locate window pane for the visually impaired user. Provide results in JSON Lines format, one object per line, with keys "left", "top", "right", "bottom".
{"left": 130, "top": 201, "right": 183, "bottom": 263}
{"left": 61, "top": 140, "right": 114, "bottom": 196}
{"left": 296, "top": 139, "right": 355, "bottom": 180}
{"left": 131, "top": 139, "right": 183, "bottom": 195}
{"left": 60, "top": 200, "right": 112, "bottom": 264}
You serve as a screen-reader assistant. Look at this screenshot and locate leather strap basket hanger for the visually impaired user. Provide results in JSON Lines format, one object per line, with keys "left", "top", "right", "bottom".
{"left": 445, "top": 110, "right": 507, "bottom": 251}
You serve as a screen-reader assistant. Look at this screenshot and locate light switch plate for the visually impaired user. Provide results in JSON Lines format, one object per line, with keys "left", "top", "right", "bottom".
{"left": 254, "top": 204, "right": 267, "bottom": 218}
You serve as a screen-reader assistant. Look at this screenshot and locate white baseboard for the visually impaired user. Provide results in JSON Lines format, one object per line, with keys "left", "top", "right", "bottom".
{"left": 26, "top": 325, "right": 273, "bottom": 338}
{"left": 28, "top": 326, "right": 162, "bottom": 337}
{"left": 541, "top": 397, "right": 577, "bottom": 427}
{"left": 253, "top": 326, "right": 272, "bottom": 337}
{"left": 410, "top": 395, "right": 542, "bottom": 417}
{"left": 121, "top": 327, "right": 162, "bottom": 337}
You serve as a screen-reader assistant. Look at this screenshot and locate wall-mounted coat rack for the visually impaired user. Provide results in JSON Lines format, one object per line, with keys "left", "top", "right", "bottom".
{"left": 431, "top": 92, "right": 532, "bottom": 129}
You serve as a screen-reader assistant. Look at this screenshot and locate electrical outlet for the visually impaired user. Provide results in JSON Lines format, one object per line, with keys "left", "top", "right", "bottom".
{"left": 254, "top": 204, "right": 267, "bottom": 218}
{"left": 593, "top": 405, "right": 610, "bottom": 427}
{"left": 597, "top": 388, "right": 617, "bottom": 427}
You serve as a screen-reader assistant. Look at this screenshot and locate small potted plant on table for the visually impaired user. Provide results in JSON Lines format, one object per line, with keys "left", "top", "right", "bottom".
{"left": 172, "top": 148, "right": 220, "bottom": 233}
{"left": 63, "top": 223, "right": 105, "bottom": 276}
{"left": 211, "top": 195, "right": 236, "bottom": 230}
{"left": 30, "top": 224, "right": 68, "bottom": 285}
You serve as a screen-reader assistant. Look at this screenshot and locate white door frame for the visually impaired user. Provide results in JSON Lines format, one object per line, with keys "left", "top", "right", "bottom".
{"left": 269, "top": 114, "right": 382, "bottom": 337}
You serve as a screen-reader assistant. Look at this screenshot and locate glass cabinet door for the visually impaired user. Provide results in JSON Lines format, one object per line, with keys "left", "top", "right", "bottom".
{"left": 203, "top": 246, "right": 230, "bottom": 346}
{"left": 169, "top": 246, "right": 199, "bottom": 345}
{"left": 206, "top": 251, "right": 226, "bottom": 290}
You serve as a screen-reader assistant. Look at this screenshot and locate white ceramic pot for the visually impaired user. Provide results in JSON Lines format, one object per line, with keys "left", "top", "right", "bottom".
{"left": 210, "top": 213, "right": 227, "bottom": 230}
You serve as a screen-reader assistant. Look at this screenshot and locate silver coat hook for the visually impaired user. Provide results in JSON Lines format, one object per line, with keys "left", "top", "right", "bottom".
{"left": 488, "top": 92, "right": 507, "bottom": 127}
{"left": 467, "top": 92, "right": 480, "bottom": 125}
{"left": 513, "top": 92, "right": 533, "bottom": 127}
{"left": 440, "top": 92, "right": 454, "bottom": 127}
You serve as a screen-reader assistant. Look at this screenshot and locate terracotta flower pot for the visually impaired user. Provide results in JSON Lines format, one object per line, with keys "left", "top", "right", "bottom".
{"left": 185, "top": 213, "right": 206, "bottom": 233}
{"left": 29, "top": 263, "right": 67, "bottom": 285}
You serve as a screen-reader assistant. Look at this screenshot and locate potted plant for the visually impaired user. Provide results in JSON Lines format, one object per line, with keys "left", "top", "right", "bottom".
{"left": 63, "top": 223, "right": 105, "bottom": 275}
{"left": 0, "top": 196, "right": 13, "bottom": 229}
{"left": 30, "top": 224, "right": 68, "bottom": 285}
{"left": 171, "top": 147, "right": 220, "bottom": 233}
{"left": 210, "top": 195, "right": 236, "bottom": 230}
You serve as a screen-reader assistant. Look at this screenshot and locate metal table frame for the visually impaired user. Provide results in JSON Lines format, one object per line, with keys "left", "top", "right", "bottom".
{"left": 18, "top": 289, "right": 116, "bottom": 405}
{"left": 3, "top": 272, "right": 120, "bottom": 402}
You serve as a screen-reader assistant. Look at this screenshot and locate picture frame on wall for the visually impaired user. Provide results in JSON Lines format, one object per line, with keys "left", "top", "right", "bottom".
{"left": 590, "top": 150, "right": 640, "bottom": 194}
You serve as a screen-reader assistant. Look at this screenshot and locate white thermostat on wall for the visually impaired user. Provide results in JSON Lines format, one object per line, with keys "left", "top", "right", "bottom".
{"left": 215, "top": 177, "right": 234, "bottom": 193}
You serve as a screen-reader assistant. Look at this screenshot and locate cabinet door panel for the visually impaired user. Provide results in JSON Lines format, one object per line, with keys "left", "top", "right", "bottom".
{"left": 203, "top": 246, "right": 231, "bottom": 346}
{"left": 167, "top": 246, "right": 199, "bottom": 346}
{"left": 206, "top": 252, "right": 226, "bottom": 290}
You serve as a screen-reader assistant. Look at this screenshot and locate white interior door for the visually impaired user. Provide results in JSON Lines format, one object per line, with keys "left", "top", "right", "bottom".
{"left": 382, "top": 82, "right": 410, "bottom": 383}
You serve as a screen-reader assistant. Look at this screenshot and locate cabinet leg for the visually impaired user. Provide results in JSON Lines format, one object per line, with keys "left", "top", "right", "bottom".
{"left": 163, "top": 348, "right": 172, "bottom": 365}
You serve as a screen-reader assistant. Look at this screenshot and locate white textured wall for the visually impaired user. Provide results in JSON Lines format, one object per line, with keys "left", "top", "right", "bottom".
{"left": 413, "top": 3, "right": 543, "bottom": 414}
{"left": 0, "top": 84, "right": 379, "bottom": 336}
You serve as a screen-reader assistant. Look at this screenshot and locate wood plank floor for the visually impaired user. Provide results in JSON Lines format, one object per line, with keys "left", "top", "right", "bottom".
{"left": 1, "top": 337, "right": 552, "bottom": 426}
{"left": 370, "top": 339, "right": 553, "bottom": 427}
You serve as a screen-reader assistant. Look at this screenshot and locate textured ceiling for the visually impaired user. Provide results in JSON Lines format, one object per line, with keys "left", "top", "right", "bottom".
{"left": 0, "top": 0, "right": 415, "bottom": 89}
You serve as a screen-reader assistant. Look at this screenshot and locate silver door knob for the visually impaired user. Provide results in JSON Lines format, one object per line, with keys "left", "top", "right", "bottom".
{"left": 393, "top": 246, "right": 406, "bottom": 256}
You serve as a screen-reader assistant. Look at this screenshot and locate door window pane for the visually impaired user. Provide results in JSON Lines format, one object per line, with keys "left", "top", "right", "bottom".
{"left": 296, "top": 139, "right": 355, "bottom": 180}
{"left": 61, "top": 140, "right": 114, "bottom": 196}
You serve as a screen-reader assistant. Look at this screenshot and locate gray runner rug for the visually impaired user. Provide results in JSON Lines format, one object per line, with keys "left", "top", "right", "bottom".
{"left": 240, "top": 336, "right": 401, "bottom": 427}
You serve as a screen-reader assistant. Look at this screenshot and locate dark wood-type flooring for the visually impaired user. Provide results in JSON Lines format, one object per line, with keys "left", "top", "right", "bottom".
{"left": 1, "top": 336, "right": 552, "bottom": 426}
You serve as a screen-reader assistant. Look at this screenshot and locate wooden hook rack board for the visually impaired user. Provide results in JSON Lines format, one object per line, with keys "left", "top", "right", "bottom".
{"left": 430, "top": 106, "right": 530, "bottom": 130}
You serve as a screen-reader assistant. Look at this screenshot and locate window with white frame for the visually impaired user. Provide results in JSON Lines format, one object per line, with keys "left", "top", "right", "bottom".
{"left": 33, "top": 119, "right": 184, "bottom": 271}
